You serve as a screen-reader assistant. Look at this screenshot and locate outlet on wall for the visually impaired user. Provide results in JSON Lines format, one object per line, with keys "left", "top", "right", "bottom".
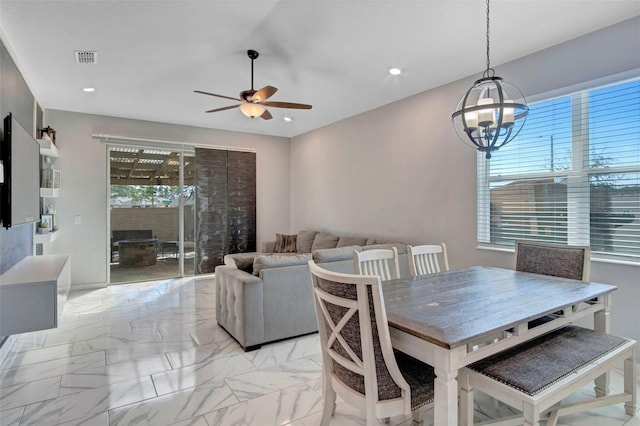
{"left": 74, "top": 215, "right": 81, "bottom": 225}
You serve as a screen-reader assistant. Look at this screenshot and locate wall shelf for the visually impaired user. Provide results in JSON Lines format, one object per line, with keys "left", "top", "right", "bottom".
{"left": 37, "top": 138, "right": 58, "bottom": 158}
{"left": 34, "top": 230, "right": 59, "bottom": 244}
{"left": 40, "top": 188, "right": 59, "bottom": 198}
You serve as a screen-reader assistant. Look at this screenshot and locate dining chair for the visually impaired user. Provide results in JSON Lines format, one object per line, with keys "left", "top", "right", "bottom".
{"left": 308, "top": 260, "right": 434, "bottom": 426}
{"left": 515, "top": 240, "right": 592, "bottom": 328}
{"left": 515, "top": 240, "right": 590, "bottom": 281}
{"left": 353, "top": 247, "right": 400, "bottom": 281}
{"left": 407, "top": 243, "right": 449, "bottom": 277}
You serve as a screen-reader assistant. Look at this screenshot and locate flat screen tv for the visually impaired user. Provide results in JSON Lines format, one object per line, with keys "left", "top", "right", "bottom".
{"left": 1, "top": 113, "right": 40, "bottom": 228}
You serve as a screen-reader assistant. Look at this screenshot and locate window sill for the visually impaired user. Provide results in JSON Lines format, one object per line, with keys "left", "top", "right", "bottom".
{"left": 476, "top": 244, "right": 640, "bottom": 267}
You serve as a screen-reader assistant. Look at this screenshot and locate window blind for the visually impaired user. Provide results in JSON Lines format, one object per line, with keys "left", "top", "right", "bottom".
{"left": 478, "top": 78, "right": 640, "bottom": 259}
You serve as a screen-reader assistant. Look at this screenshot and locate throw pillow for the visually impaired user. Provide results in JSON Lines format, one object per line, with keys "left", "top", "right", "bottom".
{"left": 311, "top": 232, "right": 340, "bottom": 251}
{"left": 336, "top": 236, "right": 368, "bottom": 248}
{"left": 274, "top": 233, "right": 297, "bottom": 253}
{"left": 296, "top": 230, "right": 317, "bottom": 253}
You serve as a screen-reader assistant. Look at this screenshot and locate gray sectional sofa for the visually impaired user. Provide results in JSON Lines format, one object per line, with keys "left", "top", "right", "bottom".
{"left": 215, "top": 230, "right": 409, "bottom": 351}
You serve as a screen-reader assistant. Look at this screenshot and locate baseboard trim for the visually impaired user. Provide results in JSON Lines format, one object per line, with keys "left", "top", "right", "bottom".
{"left": 0, "top": 335, "right": 17, "bottom": 364}
{"left": 71, "top": 282, "right": 108, "bottom": 291}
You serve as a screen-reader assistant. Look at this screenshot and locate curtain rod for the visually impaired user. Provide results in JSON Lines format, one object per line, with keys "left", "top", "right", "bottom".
{"left": 91, "top": 134, "right": 256, "bottom": 153}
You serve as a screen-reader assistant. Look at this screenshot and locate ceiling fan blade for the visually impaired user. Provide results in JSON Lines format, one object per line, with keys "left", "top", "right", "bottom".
{"left": 262, "top": 101, "right": 312, "bottom": 110}
{"left": 260, "top": 109, "right": 273, "bottom": 120}
{"left": 205, "top": 104, "right": 240, "bottom": 113}
{"left": 252, "top": 85, "right": 278, "bottom": 101}
{"left": 194, "top": 90, "right": 241, "bottom": 102}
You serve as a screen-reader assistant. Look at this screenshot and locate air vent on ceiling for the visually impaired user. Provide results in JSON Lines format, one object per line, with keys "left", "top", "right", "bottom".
{"left": 74, "top": 50, "right": 97, "bottom": 64}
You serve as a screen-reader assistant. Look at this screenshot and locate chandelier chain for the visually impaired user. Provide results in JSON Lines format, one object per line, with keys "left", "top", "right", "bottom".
{"left": 484, "top": 0, "right": 495, "bottom": 78}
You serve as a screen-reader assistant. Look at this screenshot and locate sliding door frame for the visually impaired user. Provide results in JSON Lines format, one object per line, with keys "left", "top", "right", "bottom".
{"left": 97, "top": 134, "right": 256, "bottom": 283}
{"left": 105, "top": 142, "right": 194, "bottom": 284}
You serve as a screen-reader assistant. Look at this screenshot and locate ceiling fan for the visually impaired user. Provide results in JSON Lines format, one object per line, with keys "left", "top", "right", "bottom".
{"left": 194, "top": 49, "right": 312, "bottom": 120}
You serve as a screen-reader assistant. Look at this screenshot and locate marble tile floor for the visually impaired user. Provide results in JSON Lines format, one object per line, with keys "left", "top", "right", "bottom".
{"left": 0, "top": 277, "right": 637, "bottom": 425}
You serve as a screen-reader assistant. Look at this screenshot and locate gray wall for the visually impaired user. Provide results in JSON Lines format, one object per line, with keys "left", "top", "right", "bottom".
{"left": 44, "top": 110, "right": 290, "bottom": 287}
{"left": 0, "top": 36, "right": 36, "bottom": 275}
{"left": 290, "top": 17, "right": 640, "bottom": 348}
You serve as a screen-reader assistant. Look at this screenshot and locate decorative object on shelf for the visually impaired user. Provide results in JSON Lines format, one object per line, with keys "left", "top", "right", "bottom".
{"left": 39, "top": 126, "right": 57, "bottom": 145}
{"left": 41, "top": 214, "right": 54, "bottom": 231}
{"left": 451, "top": 0, "right": 528, "bottom": 159}
{"left": 37, "top": 220, "right": 49, "bottom": 234}
{"left": 37, "top": 221, "right": 49, "bottom": 234}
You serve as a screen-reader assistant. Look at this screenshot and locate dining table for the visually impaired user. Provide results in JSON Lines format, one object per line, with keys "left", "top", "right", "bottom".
{"left": 382, "top": 266, "right": 617, "bottom": 425}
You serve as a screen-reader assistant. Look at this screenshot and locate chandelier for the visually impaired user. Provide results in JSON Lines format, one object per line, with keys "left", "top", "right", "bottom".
{"left": 451, "top": 0, "right": 528, "bottom": 159}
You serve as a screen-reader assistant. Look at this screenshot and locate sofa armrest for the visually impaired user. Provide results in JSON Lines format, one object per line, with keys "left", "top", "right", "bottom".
{"left": 224, "top": 252, "right": 259, "bottom": 273}
{"left": 215, "top": 265, "right": 264, "bottom": 350}
{"left": 258, "top": 264, "right": 318, "bottom": 342}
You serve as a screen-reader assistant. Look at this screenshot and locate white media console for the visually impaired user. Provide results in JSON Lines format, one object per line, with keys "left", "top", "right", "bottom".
{"left": 0, "top": 254, "right": 70, "bottom": 336}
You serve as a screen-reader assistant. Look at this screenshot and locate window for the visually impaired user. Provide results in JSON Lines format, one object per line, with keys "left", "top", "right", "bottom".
{"left": 478, "top": 78, "right": 640, "bottom": 259}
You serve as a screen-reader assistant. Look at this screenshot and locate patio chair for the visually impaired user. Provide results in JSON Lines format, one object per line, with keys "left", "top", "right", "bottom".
{"left": 308, "top": 260, "right": 434, "bottom": 426}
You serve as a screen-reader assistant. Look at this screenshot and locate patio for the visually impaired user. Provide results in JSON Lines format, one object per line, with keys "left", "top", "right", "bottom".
{"left": 110, "top": 248, "right": 196, "bottom": 284}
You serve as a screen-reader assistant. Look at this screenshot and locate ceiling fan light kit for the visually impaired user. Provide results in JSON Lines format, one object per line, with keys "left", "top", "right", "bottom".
{"left": 195, "top": 49, "right": 312, "bottom": 121}
{"left": 239, "top": 102, "right": 266, "bottom": 119}
{"left": 451, "top": 0, "right": 528, "bottom": 159}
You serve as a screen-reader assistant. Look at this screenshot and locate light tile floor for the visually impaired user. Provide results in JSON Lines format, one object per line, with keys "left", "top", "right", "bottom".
{"left": 0, "top": 277, "right": 637, "bottom": 425}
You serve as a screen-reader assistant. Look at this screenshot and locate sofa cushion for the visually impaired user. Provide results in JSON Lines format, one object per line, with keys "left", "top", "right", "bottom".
{"left": 274, "top": 233, "right": 297, "bottom": 253}
{"left": 313, "top": 245, "right": 362, "bottom": 263}
{"left": 296, "top": 230, "right": 317, "bottom": 253}
{"left": 253, "top": 253, "right": 312, "bottom": 276}
{"left": 363, "top": 243, "right": 408, "bottom": 255}
{"left": 336, "top": 236, "right": 368, "bottom": 248}
{"left": 312, "top": 232, "right": 340, "bottom": 251}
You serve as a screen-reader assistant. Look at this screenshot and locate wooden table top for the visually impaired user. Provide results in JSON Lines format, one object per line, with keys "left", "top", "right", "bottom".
{"left": 383, "top": 266, "right": 617, "bottom": 349}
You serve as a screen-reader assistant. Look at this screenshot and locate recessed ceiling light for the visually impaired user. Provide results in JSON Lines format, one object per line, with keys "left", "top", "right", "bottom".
{"left": 389, "top": 68, "right": 402, "bottom": 76}
{"left": 283, "top": 116, "right": 293, "bottom": 122}
{"left": 82, "top": 87, "right": 96, "bottom": 92}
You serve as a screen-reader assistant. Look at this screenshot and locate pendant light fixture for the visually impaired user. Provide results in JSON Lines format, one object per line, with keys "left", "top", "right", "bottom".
{"left": 451, "top": 0, "right": 528, "bottom": 159}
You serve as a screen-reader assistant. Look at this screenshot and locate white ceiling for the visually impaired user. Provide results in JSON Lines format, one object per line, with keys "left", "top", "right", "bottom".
{"left": 1, "top": 1, "right": 639, "bottom": 138}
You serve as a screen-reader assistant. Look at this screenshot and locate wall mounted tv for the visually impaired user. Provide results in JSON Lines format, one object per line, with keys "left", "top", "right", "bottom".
{"left": 1, "top": 113, "right": 40, "bottom": 228}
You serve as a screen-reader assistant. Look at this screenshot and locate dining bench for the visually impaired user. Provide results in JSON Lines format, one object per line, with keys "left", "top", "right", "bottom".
{"left": 459, "top": 326, "right": 637, "bottom": 425}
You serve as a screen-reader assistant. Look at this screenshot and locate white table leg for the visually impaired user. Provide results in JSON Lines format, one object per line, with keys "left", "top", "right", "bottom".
{"left": 594, "top": 293, "right": 611, "bottom": 397}
{"left": 434, "top": 366, "right": 458, "bottom": 425}
{"left": 458, "top": 368, "right": 474, "bottom": 426}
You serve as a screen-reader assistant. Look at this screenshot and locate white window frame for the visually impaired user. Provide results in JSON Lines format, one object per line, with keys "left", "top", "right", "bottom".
{"left": 477, "top": 75, "right": 640, "bottom": 262}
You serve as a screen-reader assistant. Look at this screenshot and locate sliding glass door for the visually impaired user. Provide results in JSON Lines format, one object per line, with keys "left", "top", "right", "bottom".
{"left": 108, "top": 145, "right": 195, "bottom": 284}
